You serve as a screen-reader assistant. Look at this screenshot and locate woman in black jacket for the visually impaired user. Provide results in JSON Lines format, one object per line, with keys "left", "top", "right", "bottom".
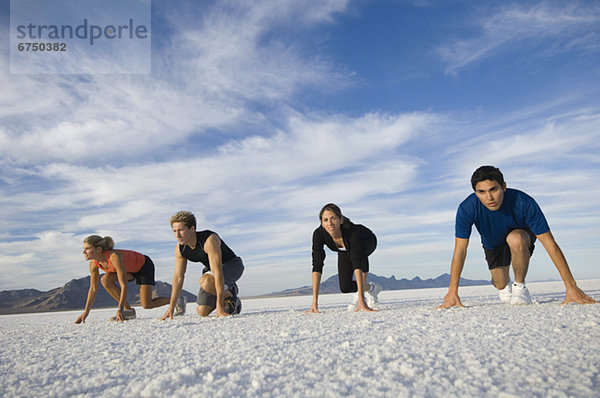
{"left": 307, "top": 203, "right": 380, "bottom": 313}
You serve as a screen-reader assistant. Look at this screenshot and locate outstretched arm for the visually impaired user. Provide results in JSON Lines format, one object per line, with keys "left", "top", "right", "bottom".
{"left": 75, "top": 263, "right": 99, "bottom": 324}
{"left": 305, "top": 272, "right": 322, "bottom": 313}
{"left": 438, "top": 237, "right": 469, "bottom": 309}
{"left": 205, "top": 233, "right": 229, "bottom": 317}
{"left": 160, "top": 246, "right": 188, "bottom": 320}
{"left": 111, "top": 252, "right": 130, "bottom": 322}
{"left": 537, "top": 231, "right": 596, "bottom": 305}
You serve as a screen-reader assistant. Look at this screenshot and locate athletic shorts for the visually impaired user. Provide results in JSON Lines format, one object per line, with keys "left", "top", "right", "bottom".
{"left": 484, "top": 229, "right": 536, "bottom": 270}
{"left": 129, "top": 256, "right": 156, "bottom": 285}
{"left": 197, "top": 256, "right": 244, "bottom": 307}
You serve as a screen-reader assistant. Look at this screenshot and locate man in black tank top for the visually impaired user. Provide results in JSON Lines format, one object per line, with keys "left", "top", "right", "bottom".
{"left": 161, "top": 211, "right": 244, "bottom": 319}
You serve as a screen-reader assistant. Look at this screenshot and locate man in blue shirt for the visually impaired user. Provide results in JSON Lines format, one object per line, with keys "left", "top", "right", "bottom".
{"left": 439, "top": 165, "right": 595, "bottom": 308}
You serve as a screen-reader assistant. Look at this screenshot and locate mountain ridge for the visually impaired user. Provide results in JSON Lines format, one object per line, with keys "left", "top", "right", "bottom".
{"left": 0, "top": 276, "right": 197, "bottom": 315}
{"left": 0, "top": 273, "right": 492, "bottom": 314}
{"left": 251, "top": 273, "right": 490, "bottom": 298}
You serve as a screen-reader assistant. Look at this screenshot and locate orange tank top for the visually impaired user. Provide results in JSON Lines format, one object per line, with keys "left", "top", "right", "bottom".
{"left": 95, "top": 250, "right": 145, "bottom": 273}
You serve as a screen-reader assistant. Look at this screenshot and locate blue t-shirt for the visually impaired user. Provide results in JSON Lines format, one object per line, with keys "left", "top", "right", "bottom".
{"left": 455, "top": 188, "right": 550, "bottom": 249}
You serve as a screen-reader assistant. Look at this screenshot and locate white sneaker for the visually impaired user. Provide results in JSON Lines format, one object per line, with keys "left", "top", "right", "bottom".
{"left": 366, "top": 282, "right": 382, "bottom": 308}
{"left": 510, "top": 283, "right": 532, "bottom": 306}
{"left": 498, "top": 282, "right": 512, "bottom": 304}
{"left": 347, "top": 292, "right": 358, "bottom": 311}
{"left": 175, "top": 295, "right": 187, "bottom": 316}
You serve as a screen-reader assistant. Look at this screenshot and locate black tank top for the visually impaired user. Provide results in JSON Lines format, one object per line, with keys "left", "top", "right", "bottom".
{"left": 179, "top": 230, "right": 237, "bottom": 267}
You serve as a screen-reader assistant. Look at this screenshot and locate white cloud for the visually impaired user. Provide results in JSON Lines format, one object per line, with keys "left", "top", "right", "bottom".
{"left": 0, "top": 105, "right": 438, "bottom": 292}
{"left": 27, "top": 111, "right": 435, "bottom": 212}
{"left": 1, "top": 1, "right": 599, "bottom": 295}
{"left": 4, "top": 101, "right": 597, "bottom": 293}
{"left": 438, "top": 2, "right": 600, "bottom": 74}
{"left": 1, "top": 0, "right": 353, "bottom": 167}
{"left": 445, "top": 107, "right": 600, "bottom": 172}
{"left": 156, "top": 0, "right": 353, "bottom": 101}
{"left": 0, "top": 230, "right": 84, "bottom": 289}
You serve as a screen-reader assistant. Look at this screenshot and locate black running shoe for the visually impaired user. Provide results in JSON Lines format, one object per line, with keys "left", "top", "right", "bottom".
{"left": 224, "top": 296, "right": 242, "bottom": 315}
{"left": 228, "top": 283, "right": 239, "bottom": 297}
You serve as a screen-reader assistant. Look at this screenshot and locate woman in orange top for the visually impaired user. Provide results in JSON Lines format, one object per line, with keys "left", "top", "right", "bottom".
{"left": 75, "top": 235, "right": 174, "bottom": 323}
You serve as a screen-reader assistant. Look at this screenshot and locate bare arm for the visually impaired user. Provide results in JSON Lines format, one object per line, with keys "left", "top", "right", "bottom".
{"left": 305, "top": 271, "right": 322, "bottom": 313}
{"left": 111, "top": 251, "right": 130, "bottom": 322}
{"left": 75, "top": 262, "right": 100, "bottom": 324}
{"left": 537, "top": 231, "right": 596, "bottom": 305}
{"left": 438, "top": 237, "right": 469, "bottom": 309}
{"left": 205, "top": 233, "right": 228, "bottom": 317}
{"left": 160, "top": 245, "right": 188, "bottom": 320}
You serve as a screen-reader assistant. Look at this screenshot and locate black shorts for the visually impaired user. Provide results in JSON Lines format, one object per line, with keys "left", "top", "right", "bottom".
{"left": 196, "top": 257, "right": 244, "bottom": 307}
{"left": 484, "top": 229, "right": 536, "bottom": 269}
{"left": 129, "top": 256, "right": 156, "bottom": 285}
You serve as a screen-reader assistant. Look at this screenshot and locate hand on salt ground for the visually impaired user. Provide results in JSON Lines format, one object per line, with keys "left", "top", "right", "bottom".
{"left": 562, "top": 286, "right": 597, "bottom": 305}
{"left": 437, "top": 291, "right": 466, "bottom": 309}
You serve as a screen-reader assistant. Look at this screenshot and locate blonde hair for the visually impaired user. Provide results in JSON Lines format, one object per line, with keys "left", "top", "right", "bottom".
{"left": 84, "top": 235, "right": 115, "bottom": 251}
{"left": 170, "top": 211, "right": 196, "bottom": 229}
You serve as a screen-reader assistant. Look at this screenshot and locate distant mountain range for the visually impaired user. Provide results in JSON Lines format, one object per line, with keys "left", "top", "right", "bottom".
{"left": 0, "top": 273, "right": 490, "bottom": 314}
{"left": 0, "top": 276, "right": 197, "bottom": 315}
{"left": 257, "top": 273, "right": 490, "bottom": 297}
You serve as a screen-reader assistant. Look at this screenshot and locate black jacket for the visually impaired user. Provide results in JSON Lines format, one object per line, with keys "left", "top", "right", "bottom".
{"left": 311, "top": 217, "right": 376, "bottom": 273}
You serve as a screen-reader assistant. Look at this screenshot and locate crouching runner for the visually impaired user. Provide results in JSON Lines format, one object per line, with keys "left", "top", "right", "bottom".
{"left": 76, "top": 235, "right": 171, "bottom": 323}
{"left": 161, "top": 211, "right": 244, "bottom": 319}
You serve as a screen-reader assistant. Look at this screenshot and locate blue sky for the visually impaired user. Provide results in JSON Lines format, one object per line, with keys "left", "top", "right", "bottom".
{"left": 1, "top": 0, "right": 599, "bottom": 297}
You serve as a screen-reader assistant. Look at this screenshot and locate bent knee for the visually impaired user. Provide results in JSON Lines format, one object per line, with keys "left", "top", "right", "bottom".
{"left": 199, "top": 274, "right": 215, "bottom": 292}
{"left": 100, "top": 273, "right": 113, "bottom": 287}
{"left": 490, "top": 267, "right": 510, "bottom": 289}
{"left": 506, "top": 230, "right": 530, "bottom": 249}
{"left": 339, "top": 286, "right": 356, "bottom": 294}
{"left": 196, "top": 305, "right": 213, "bottom": 317}
{"left": 140, "top": 299, "right": 152, "bottom": 309}
{"left": 491, "top": 278, "right": 509, "bottom": 289}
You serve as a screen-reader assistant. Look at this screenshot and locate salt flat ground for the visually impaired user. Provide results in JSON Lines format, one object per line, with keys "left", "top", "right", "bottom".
{"left": 1, "top": 280, "right": 599, "bottom": 398}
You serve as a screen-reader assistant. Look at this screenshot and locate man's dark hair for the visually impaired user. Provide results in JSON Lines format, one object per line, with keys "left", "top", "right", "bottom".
{"left": 471, "top": 165, "right": 505, "bottom": 190}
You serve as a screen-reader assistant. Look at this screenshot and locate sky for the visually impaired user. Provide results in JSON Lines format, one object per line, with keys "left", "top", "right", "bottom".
{"left": 0, "top": 0, "right": 599, "bottom": 297}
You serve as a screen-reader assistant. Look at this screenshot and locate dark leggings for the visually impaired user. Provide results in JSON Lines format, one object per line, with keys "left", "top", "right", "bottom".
{"left": 337, "top": 236, "right": 377, "bottom": 293}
